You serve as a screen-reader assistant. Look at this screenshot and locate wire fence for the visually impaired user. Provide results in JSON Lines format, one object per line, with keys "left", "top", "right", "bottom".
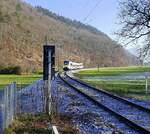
{"left": 17, "top": 80, "right": 45, "bottom": 115}
{"left": 0, "top": 79, "right": 60, "bottom": 134}
{"left": 2, "top": 82, "right": 17, "bottom": 131}
{"left": 0, "top": 80, "right": 45, "bottom": 133}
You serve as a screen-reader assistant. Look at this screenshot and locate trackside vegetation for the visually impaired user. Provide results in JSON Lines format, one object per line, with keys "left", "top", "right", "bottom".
{"left": 5, "top": 114, "right": 79, "bottom": 134}
{"left": 4, "top": 114, "right": 52, "bottom": 134}
{"left": 75, "top": 66, "right": 150, "bottom": 101}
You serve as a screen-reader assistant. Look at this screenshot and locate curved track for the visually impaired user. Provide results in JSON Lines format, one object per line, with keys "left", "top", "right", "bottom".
{"left": 58, "top": 73, "right": 150, "bottom": 134}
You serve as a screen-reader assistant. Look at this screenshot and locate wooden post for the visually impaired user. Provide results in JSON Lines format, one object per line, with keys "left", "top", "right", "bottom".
{"left": 145, "top": 76, "right": 148, "bottom": 94}
{"left": 98, "top": 64, "right": 99, "bottom": 72}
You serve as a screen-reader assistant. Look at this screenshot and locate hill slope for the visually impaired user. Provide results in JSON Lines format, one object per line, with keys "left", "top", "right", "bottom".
{"left": 0, "top": 0, "right": 137, "bottom": 72}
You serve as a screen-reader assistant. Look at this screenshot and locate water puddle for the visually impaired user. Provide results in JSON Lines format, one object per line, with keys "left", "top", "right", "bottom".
{"left": 82, "top": 72, "right": 150, "bottom": 81}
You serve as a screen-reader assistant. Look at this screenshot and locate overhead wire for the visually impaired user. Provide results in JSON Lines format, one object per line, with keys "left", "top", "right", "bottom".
{"left": 83, "top": 0, "right": 102, "bottom": 22}
{"left": 66, "top": 0, "right": 103, "bottom": 62}
{"left": 45, "top": 0, "right": 103, "bottom": 66}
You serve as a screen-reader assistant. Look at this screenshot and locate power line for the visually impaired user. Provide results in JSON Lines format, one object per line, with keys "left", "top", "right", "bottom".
{"left": 65, "top": 0, "right": 103, "bottom": 62}
{"left": 85, "top": 0, "right": 90, "bottom": 7}
{"left": 70, "top": 0, "right": 103, "bottom": 64}
{"left": 83, "top": 0, "right": 102, "bottom": 23}
{"left": 45, "top": 0, "right": 103, "bottom": 65}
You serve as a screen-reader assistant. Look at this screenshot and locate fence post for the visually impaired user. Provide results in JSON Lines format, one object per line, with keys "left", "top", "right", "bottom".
{"left": 2, "top": 82, "right": 17, "bottom": 132}
{"left": 10, "top": 84, "right": 12, "bottom": 123}
{"left": 3, "top": 86, "right": 9, "bottom": 129}
{"left": 11, "top": 82, "right": 16, "bottom": 121}
{"left": 8, "top": 85, "right": 11, "bottom": 125}
{"left": 145, "top": 76, "right": 148, "bottom": 94}
{"left": 97, "top": 64, "right": 99, "bottom": 72}
{"left": 14, "top": 82, "right": 17, "bottom": 118}
{"left": 3, "top": 87, "right": 6, "bottom": 130}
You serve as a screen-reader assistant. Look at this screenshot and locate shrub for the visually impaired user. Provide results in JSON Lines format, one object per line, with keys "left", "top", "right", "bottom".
{"left": 0, "top": 66, "right": 22, "bottom": 75}
{"left": 0, "top": 11, "right": 4, "bottom": 22}
{"left": 16, "top": 4, "right": 22, "bottom": 12}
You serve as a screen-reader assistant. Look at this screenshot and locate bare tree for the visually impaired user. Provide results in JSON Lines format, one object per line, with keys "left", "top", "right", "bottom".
{"left": 116, "top": 0, "right": 150, "bottom": 58}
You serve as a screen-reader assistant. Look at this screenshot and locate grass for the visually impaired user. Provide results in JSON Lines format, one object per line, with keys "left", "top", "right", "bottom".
{"left": 0, "top": 74, "right": 42, "bottom": 89}
{"left": 5, "top": 113, "right": 78, "bottom": 134}
{"left": 85, "top": 80, "right": 150, "bottom": 101}
{"left": 75, "top": 66, "right": 150, "bottom": 101}
{"left": 75, "top": 66, "right": 150, "bottom": 78}
{"left": 5, "top": 114, "right": 52, "bottom": 134}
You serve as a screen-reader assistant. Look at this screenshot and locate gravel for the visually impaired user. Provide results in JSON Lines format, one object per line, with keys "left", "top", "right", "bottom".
{"left": 65, "top": 76, "right": 150, "bottom": 132}
{"left": 53, "top": 76, "right": 140, "bottom": 134}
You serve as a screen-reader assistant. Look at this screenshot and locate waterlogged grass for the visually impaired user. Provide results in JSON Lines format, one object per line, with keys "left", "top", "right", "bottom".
{"left": 75, "top": 66, "right": 150, "bottom": 101}
{"left": 75, "top": 66, "right": 150, "bottom": 78}
{"left": 85, "top": 80, "right": 150, "bottom": 101}
{"left": 0, "top": 74, "right": 42, "bottom": 89}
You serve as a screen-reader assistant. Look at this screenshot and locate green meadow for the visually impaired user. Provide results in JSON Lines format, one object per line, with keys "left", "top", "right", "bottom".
{"left": 75, "top": 66, "right": 150, "bottom": 101}
{"left": 0, "top": 74, "right": 42, "bottom": 89}
{"left": 75, "top": 66, "right": 150, "bottom": 78}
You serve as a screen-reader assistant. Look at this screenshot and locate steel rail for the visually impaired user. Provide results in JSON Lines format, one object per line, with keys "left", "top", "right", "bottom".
{"left": 65, "top": 72, "right": 150, "bottom": 113}
{"left": 58, "top": 73, "right": 150, "bottom": 134}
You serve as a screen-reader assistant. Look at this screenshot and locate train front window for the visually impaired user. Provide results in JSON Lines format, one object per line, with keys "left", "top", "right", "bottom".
{"left": 64, "top": 61, "right": 69, "bottom": 65}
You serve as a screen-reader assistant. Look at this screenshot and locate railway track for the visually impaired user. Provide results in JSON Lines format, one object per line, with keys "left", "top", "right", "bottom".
{"left": 58, "top": 73, "right": 150, "bottom": 134}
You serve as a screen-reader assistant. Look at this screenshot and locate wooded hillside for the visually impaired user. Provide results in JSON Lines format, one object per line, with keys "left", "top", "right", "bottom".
{"left": 0, "top": 0, "right": 138, "bottom": 72}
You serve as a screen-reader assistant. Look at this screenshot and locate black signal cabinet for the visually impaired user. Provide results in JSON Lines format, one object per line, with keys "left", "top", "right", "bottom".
{"left": 43, "top": 45, "right": 55, "bottom": 80}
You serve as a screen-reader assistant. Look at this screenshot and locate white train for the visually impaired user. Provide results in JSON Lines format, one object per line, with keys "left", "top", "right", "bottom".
{"left": 63, "top": 60, "right": 84, "bottom": 71}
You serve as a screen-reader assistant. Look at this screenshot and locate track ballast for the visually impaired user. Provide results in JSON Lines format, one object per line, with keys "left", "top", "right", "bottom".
{"left": 58, "top": 72, "right": 150, "bottom": 134}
